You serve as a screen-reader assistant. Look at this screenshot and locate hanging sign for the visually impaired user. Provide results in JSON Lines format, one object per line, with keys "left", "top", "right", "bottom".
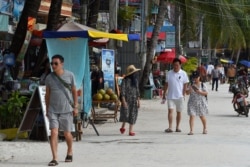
{"left": 101, "top": 49, "right": 115, "bottom": 90}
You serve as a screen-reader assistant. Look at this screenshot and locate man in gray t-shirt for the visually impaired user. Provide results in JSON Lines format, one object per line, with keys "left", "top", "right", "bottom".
{"left": 45, "top": 70, "right": 75, "bottom": 114}
{"left": 45, "top": 54, "right": 78, "bottom": 166}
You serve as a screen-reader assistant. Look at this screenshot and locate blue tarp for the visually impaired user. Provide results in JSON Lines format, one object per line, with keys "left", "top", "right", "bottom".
{"left": 45, "top": 37, "right": 92, "bottom": 115}
{"left": 239, "top": 60, "right": 250, "bottom": 67}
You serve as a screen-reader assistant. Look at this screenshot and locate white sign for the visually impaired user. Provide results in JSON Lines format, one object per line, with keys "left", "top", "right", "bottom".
{"left": 38, "top": 86, "right": 51, "bottom": 136}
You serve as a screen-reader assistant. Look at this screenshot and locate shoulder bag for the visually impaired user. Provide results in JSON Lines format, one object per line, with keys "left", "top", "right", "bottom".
{"left": 50, "top": 72, "right": 74, "bottom": 108}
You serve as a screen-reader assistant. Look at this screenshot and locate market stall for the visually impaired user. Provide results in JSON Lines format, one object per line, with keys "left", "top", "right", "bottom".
{"left": 42, "top": 25, "right": 140, "bottom": 115}
{"left": 42, "top": 24, "right": 139, "bottom": 134}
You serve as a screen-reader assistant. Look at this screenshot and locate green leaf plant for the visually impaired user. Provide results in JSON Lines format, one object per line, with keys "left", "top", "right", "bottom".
{"left": 0, "top": 91, "right": 29, "bottom": 129}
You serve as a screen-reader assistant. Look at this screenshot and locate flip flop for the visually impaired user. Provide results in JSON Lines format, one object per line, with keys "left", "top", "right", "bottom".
{"left": 203, "top": 130, "right": 207, "bottom": 134}
{"left": 65, "top": 155, "right": 73, "bottom": 162}
{"left": 176, "top": 129, "right": 182, "bottom": 132}
{"left": 188, "top": 132, "right": 194, "bottom": 135}
{"left": 48, "top": 160, "right": 58, "bottom": 166}
{"left": 164, "top": 128, "right": 173, "bottom": 133}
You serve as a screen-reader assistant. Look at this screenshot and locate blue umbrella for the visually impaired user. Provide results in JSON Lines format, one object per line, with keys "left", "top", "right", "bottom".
{"left": 239, "top": 60, "right": 250, "bottom": 67}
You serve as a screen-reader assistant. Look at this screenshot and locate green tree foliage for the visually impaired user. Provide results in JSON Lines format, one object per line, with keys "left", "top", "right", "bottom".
{"left": 118, "top": 6, "right": 136, "bottom": 31}
{"left": 182, "top": 57, "right": 198, "bottom": 76}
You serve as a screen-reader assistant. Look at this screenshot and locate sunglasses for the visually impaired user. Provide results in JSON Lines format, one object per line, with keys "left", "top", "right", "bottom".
{"left": 50, "top": 62, "right": 59, "bottom": 66}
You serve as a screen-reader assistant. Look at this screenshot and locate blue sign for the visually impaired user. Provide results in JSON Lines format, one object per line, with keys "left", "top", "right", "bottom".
{"left": 101, "top": 49, "right": 115, "bottom": 91}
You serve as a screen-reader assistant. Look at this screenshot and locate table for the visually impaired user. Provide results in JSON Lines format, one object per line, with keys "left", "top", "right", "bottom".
{"left": 91, "top": 100, "right": 119, "bottom": 122}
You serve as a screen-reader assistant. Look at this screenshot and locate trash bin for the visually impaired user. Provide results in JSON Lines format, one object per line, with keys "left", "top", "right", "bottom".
{"left": 143, "top": 85, "right": 153, "bottom": 99}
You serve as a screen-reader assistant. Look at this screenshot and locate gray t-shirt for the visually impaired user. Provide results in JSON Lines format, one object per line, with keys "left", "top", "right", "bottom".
{"left": 211, "top": 68, "right": 220, "bottom": 78}
{"left": 45, "top": 70, "right": 76, "bottom": 114}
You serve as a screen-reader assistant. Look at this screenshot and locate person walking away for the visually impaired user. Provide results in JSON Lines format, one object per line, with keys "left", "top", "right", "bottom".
{"left": 211, "top": 65, "right": 220, "bottom": 91}
{"left": 227, "top": 64, "right": 236, "bottom": 92}
{"left": 186, "top": 71, "right": 208, "bottom": 135}
{"left": 218, "top": 64, "right": 225, "bottom": 84}
{"left": 45, "top": 54, "right": 78, "bottom": 166}
{"left": 162, "top": 58, "right": 189, "bottom": 133}
{"left": 91, "top": 65, "right": 104, "bottom": 95}
{"left": 119, "top": 65, "right": 140, "bottom": 136}
{"left": 207, "top": 62, "right": 214, "bottom": 84}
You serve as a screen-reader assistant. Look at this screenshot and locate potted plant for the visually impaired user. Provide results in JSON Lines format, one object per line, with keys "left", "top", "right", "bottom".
{"left": 0, "top": 91, "right": 29, "bottom": 140}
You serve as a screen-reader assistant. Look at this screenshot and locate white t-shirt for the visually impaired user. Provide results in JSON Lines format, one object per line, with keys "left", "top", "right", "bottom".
{"left": 218, "top": 67, "right": 224, "bottom": 75}
{"left": 165, "top": 69, "right": 189, "bottom": 99}
{"left": 207, "top": 64, "right": 214, "bottom": 74}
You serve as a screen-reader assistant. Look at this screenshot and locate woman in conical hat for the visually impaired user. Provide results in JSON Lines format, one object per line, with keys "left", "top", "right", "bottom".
{"left": 119, "top": 65, "right": 141, "bottom": 136}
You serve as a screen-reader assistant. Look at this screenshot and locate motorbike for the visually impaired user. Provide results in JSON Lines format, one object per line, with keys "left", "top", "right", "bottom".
{"left": 232, "top": 87, "right": 249, "bottom": 117}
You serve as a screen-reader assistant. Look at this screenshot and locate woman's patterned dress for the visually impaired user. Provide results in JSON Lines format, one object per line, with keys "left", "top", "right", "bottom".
{"left": 119, "top": 77, "right": 140, "bottom": 124}
{"left": 187, "top": 83, "right": 208, "bottom": 116}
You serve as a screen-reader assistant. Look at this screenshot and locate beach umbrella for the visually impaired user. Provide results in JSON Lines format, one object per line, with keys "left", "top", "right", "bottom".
{"left": 239, "top": 60, "right": 250, "bottom": 67}
{"left": 220, "top": 58, "right": 234, "bottom": 64}
{"left": 157, "top": 49, "right": 187, "bottom": 64}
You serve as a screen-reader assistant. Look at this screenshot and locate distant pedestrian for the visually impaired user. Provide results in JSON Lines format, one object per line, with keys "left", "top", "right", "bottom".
{"left": 218, "top": 64, "right": 225, "bottom": 84}
{"left": 207, "top": 62, "right": 214, "bottom": 84}
{"left": 186, "top": 71, "right": 208, "bottom": 135}
{"left": 211, "top": 65, "right": 220, "bottom": 91}
{"left": 162, "top": 58, "right": 189, "bottom": 133}
{"left": 45, "top": 54, "right": 78, "bottom": 166}
{"left": 227, "top": 64, "right": 236, "bottom": 92}
{"left": 119, "top": 65, "right": 140, "bottom": 136}
{"left": 91, "top": 65, "right": 104, "bottom": 95}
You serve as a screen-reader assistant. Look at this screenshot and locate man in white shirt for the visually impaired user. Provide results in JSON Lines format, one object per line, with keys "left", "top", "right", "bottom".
{"left": 207, "top": 62, "right": 214, "bottom": 84}
{"left": 162, "top": 58, "right": 189, "bottom": 133}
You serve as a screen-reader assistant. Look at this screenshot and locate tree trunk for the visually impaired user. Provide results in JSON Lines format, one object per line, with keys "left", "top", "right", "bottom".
{"left": 139, "top": 0, "right": 168, "bottom": 94}
{"left": 87, "top": 0, "right": 100, "bottom": 28}
{"left": 9, "top": 0, "right": 42, "bottom": 79}
{"left": 235, "top": 48, "right": 241, "bottom": 65}
{"left": 79, "top": 0, "right": 88, "bottom": 25}
{"left": 32, "top": 0, "right": 63, "bottom": 76}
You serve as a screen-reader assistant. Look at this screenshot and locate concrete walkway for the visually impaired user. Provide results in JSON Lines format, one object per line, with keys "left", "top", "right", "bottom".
{"left": 1, "top": 83, "right": 250, "bottom": 167}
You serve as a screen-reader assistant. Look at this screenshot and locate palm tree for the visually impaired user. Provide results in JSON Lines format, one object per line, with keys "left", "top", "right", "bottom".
{"left": 9, "top": 0, "right": 42, "bottom": 78}
{"left": 32, "top": 0, "right": 63, "bottom": 76}
{"left": 139, "top": 0, "right": 168, "bottom": 93}
{"left": 175, "top": 0, "right": 250, "bottom": 63}
{"left": 87, "top": 0, "right": 101, "bottom": 28}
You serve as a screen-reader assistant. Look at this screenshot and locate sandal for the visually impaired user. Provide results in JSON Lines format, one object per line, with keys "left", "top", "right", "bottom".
{"left": 129, "top": 132, "right": 135, "bottom": 136}
{"left": 203, "top": 130, "right": 207, "bottom": 134}
{"left": 48, "top": 160, "right": 58, "bottom": 166}
{"left": 188, "top": 132, "right": 194, "bottom": 135}
{"left": 65, "top": 155, "right": 73, "bottom": 162}
{"left": 164, "top": 128, "right": 173, "bottom": 133}
{"left": 176, "top": 129, "right": 182, "bottom": 132}
{"left": 120, "top": 128, "right": 125, "bottom": 134}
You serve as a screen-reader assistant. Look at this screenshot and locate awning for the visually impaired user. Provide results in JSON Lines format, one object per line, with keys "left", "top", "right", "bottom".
{"left": 41, "top": 22, "right": 140, "bottom": 42}
{"left": 220, "top": 58, "right": 234, "bottom": 64}
{"left": 146, "top": 32, "right": 166, "bottom": 40}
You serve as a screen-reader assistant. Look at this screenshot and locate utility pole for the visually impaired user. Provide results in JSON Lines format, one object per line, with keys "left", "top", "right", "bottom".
{"left": 140, "top": 0, "right": 147, "bottom": 69}
{"left": 199, "top": 15, "right": 204, "bottom": 64}
{"left": 174, "top": 4, "right": 181, "bottom": 57}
